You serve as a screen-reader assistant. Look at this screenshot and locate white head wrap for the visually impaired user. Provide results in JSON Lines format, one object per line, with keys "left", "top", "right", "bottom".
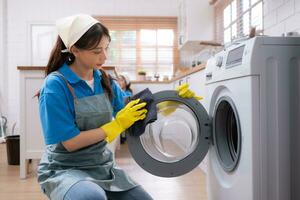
{"left": 56, "top": 14, "right": 99, "bottom": 52}
{"left": 120, "top": 74, "right": 130, "bottom": 86}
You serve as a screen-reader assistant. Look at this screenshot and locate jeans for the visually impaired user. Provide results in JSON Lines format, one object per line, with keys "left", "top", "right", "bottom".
{"left": 64, "top": 180, "right": 153, "bottom": 200}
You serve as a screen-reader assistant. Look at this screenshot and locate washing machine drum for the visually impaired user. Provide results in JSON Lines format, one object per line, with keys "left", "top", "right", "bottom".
{"left": 127, "top": 90, "right": 211, "bottom": 177}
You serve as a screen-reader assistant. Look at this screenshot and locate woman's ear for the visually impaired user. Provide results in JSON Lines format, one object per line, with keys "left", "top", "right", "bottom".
{"left": 70, "top": 46, "right": 80, "bottom": 57}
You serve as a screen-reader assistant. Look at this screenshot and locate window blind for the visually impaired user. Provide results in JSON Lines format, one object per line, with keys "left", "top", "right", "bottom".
{"left": 96, "top": 16, "right": 179, "bottom": 81}
{"left": 213, "top": 0, "right": 263, "bottom": 44}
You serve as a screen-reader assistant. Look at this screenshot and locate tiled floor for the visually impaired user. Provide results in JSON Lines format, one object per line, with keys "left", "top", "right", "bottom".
{"left": 0, "top": 142, "right": 207, "bottom": 200}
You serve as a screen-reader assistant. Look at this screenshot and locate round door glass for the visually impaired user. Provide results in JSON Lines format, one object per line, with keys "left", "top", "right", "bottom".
{"left": 127, "top": 90, "right": 211, "bottom": 177}
{"left": 213, "top": 96, "right": 241, "bottom": 172}
{"left": 139, "top": 101, "right": 199, "bottom": 163}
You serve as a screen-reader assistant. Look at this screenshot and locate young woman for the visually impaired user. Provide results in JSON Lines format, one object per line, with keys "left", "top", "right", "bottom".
{"left": 117, "top": 74, "right": 133, "bottom": 97}
{"left": 37, "top": 14, "right": 201, "bottom": 200}
{"left": 37, "top": 14, "right": 151, "bottom": 200}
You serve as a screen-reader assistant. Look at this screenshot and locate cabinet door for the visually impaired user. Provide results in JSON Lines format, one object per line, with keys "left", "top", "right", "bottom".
{"left": 31, "top": 24, "right": 56, "bottom": 65}
{"left": 177, "top": 0, "right": 214, "bottom": 50}
{"left": 186, "top": 70, "right": 206, "bottom": 97}
{"left": 173, "top": 78, "right": 185, "bottom": 89}
{"left": 20, "top": 71, "right": 45, "bottom": 157}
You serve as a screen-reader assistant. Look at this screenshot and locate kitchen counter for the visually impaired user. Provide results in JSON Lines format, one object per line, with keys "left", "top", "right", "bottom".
{"left": 170, "top": 63, "right": 206, "bottom": 82}
{"left": 132, "top": 63, "right": 206, "bottom": 84}
{"left": 18, "top": 63, "right": 206, "bottom": 84}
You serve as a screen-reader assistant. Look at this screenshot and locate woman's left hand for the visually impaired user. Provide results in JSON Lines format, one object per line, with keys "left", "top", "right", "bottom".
{"left": 176, "top": 83, "right": 203, "bottom": 100}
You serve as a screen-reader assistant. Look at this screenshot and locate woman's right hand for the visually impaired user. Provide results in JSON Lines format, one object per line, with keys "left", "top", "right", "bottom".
{"left": 101, "top": 99, "right": 147, "bottom": 143}
{"left": 115, "top": 99, "right": 147, "bottom": 130}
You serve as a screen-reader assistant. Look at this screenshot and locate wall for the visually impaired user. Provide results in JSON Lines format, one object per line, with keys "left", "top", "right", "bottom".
{"left": 0, "top": 0, "right": 7, "bottom": 119}
{"left": 264, "top": 0, "right": 300, "bottom": 35}
{"left": 2, "top": 0, "right": 177, "bottom": 133}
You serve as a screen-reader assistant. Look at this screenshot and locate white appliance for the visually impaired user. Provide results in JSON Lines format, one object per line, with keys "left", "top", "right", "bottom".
{"left": 126, "top": 36, "right": 300, "bottom": 200}
{"left": 205, "top": 36, "right": 300, "bottom": 200}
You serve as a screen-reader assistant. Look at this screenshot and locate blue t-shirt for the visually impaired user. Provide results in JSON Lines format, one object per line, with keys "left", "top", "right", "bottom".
{"left": 123, "top": 90, "right": 132, "bottom": 97}
{"left": 39, "top": 63, "right": 125, "bottom": 145}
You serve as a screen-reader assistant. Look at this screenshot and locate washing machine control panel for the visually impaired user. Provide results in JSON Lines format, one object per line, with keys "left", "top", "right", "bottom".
{"left": 205, "top": 39, "right": 252, "bottom": 83}
{"left": 215, "top": 56, "right": 223, "bottom": 67}
{"left": 225, "top": 45, "right": 245, "bottom": 68}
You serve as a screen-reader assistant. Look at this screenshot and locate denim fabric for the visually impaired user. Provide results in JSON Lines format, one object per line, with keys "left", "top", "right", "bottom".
{"left": 64, "top": 180, "right": 153, "bottom": 200}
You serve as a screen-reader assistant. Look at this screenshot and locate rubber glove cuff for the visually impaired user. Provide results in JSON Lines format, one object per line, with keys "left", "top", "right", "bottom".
{"left": 101, "top": 120, "right": 124, "bottom": 143}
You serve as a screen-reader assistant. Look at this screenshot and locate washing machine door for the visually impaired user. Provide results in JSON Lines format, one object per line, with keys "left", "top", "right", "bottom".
{"left": 127, "top": 90, "right": 211, "bottom": 177}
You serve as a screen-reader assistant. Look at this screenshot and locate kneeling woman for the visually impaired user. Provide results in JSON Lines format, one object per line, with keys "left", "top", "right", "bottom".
{"left": 37, "top": 14, "right": 201, "bottom": 200}
{"left": 37, "top": 14, "right": 151, "bottom": 200}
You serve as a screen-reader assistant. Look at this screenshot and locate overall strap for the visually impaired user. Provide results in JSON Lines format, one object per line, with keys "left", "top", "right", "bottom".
{"left": 51, "top": 71, "right": 78, "bottom": 104}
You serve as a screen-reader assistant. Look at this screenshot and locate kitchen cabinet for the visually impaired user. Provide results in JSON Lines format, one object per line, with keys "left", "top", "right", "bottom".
{"left": 172, "top": 68, "right": 207, "bottom": 108}
{"left": 172, "top": 66, "right": 205, "bottom": 90}
{"left": 186, "top": 69, "right": 208, "bottom": 173}
{"left": 172, "top": 68, "right": 208, "bottom": 173}
{"left": 172, "top": 77, "right": 186, "bottom": 89}
{"left": 185, "top": 70, "right": 206, "bottom": 100}
{"left": 19, "top": 69, "right": 45, "bottom": 179}
{"left": 178, "top": 0, "right": 214, "bottom": 51}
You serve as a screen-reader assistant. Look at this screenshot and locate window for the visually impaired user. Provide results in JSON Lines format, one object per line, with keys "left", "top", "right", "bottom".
{"left": 214, "top": 0, "right": 263, "bottom": 44}
{"left": 97, "top": 17, "right": 178, "bottom": 80}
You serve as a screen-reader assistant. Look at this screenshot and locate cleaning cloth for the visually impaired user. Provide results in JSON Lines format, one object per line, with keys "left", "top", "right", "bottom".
{"left": 128, "top": 88, "right": 157, "bottom": 137}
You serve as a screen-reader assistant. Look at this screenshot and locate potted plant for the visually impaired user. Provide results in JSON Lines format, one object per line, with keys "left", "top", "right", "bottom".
{"left": 137, "top": 70, "right": 147, "bottom": 81}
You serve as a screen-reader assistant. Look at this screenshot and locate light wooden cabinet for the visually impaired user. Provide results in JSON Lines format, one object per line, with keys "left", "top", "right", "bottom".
{"left": 171, "top": 69, "right": 205, "bottom": 95}
{"left": 172, "top": 77, "right": 184, "bottom": 89}
{"left": 185, "top": 70, "right": 205, "bottom": 99}
{"left": 178, "top": 0, "right": 214, "bottom": 51}
{"left": 172, "top": 69, "right": 208, "bottom": 173}
{"left": 187, "top": 70, "right": 208, "bottom": 173}
{"left": 19, "top": 69, "right": 44, "bottom": 179}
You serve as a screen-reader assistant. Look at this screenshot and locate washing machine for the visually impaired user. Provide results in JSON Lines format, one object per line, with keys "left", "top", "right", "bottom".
{"left": 127, "top": 36, "right": 300, "bottom": 200}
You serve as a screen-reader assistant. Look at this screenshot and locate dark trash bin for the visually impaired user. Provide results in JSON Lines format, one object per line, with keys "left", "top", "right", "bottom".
{"left": 6, "top": 135, "right": 20, "bottom": 165}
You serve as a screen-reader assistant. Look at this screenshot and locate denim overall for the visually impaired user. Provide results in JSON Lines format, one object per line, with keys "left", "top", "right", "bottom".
{"left": 37, "top": 72, "right": 138, "bottom": 200}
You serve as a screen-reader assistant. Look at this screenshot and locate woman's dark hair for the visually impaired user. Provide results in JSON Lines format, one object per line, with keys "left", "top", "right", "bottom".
{"left": 125, "top": 83, "right": 133, "bottom": 94}
{"left": 44, "top": 23, "right": 113, "bottom": 100}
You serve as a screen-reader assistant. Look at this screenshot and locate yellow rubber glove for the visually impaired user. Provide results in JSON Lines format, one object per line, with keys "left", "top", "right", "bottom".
{"left": 157, "top": 101, "right": 180, "bottom": 117}
{"left": 176, "top": 83, "right": 203, "bottom": 100}
{"left": 158, "top": 83, "right": 203, "bottom": 117}
{"left": 101, "top": 99, "right": 147, "bottom": 143}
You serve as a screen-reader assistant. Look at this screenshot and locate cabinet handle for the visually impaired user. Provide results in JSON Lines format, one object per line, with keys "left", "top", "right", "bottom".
{"left": 179, "top": 79, "right": 183, "bottom": 85}
{"left": 186, "top": 77, "right": 190, "bottom": 84}
{"left": 206, "top": 73, "right": 212, "bottom": 78}
{"left": 179, "top": 35, "right": 183, "bottom": 45}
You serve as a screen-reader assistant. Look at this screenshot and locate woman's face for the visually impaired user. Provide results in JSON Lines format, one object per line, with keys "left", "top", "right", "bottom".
{"left": 118, "top": 76, "right": 126, "bottom": 90}
{"left": 72, "top": 36, "right": 110, "bottom": 69}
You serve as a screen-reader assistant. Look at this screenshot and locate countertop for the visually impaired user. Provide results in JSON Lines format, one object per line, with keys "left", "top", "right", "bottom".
{"left": 17, "top": 64, "right": 206, "bottom": 84}
{"left": 131, "top": 63, "right": 206, "bottom": 84}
